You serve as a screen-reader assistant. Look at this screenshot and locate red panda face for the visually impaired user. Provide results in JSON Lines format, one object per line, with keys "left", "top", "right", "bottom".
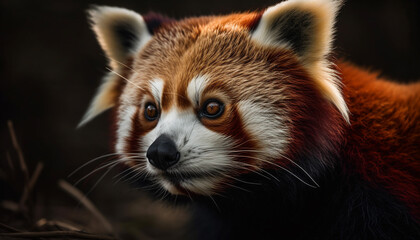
{"left": 116, "top": 22, "right": 295, "bottom": 194}
{"left": 80, "top": 0, "right": 348, "bottom": 196}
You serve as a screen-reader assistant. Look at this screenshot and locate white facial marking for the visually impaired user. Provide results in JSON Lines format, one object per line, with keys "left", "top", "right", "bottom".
{"left": 116, "top": 105, "right": 137, "bottom": 154}
{"left": 149, "top": 79, "right": 164, "bottom": 104}
{"left": 187, "top": 75, "right": 208, "bottom": 106}
{"left": 179, "top": 177, "right": 221, "bottom": 195}
{"left": 159, "top": 179, "right": 183, "bottom": 195}
{"left": 237, "top": 100, "right": 289, "bottom": 160}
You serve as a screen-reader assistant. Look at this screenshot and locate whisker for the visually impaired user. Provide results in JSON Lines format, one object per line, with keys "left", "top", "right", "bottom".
{"left": 108, "top": 57, "right": 135, "bottom": 72}
{"left": 279, "top": 153, "right": 320, "bottom": 187}
{"left": 223, "top": 162, "right": 273, "bottom": 181}
{"left": 69, "top": 152, "right": 144, "bottom": 178}
{"left": 106, "top": 67, "right": 145, "bottom": 91}
{"left": 68, "top": 152, "right": 123, "bottom": 177}
{"left": 208, "top": 195, "right": 221, "bottom": 213}
{"left": 192, "top": 146, "right": 319, "bottom": 188}
{"left": 226, "top": 149, "right": 319, "bottom": 187}
{"left": 82, "top": 163, "right": 118, "bottom": 199}
{"left": 229, "top": 154, "right": 318, "bottom": 188}
{"left": 184, "top": 189, "right": 194, "bottom": 202}
{"left": 112, "top": 161, "right": 145, "bottom": 185}
{"left": 124, "top": 166, "right": 149, "bottom": 185}
{"left": 238, "top": 161, "right": 282, "bottom": 183}
{"left": 112, "top": 164, "right": 138, "bottom": 181}
{"left": 220, "top": 180, "right": 252, "bottom": 193}
{"left": 73, "top": 157, "right": 130, "bottom": 186}
{"left": 221, "top": 173, "right": 261, "bottom": 186}
{"left": 133, "top": 181, "right": 161, "bottom": 192}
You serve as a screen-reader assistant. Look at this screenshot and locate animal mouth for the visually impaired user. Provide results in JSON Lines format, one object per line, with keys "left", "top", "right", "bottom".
{"left": 160, "top": 170, "right": 216, "bottom": 184}
{"left": 157, "top": 170, "right": 224, "bottom": 195}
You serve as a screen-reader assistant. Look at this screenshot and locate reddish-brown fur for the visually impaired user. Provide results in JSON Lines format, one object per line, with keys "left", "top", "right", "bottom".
{"left": 84, "top": 3, "right": 420, "bottom": 237}
{"left": 106, "top": 11, "right": 419, "bottom": 218}
{"left": 339, "top": 62, "right": 420, "bottom": 219}
{"left": 273, "top": 58, "right": 420, "bottom": 219}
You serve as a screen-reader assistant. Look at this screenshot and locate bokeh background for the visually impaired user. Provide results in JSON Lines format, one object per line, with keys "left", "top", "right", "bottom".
{"left": 1, "top": 0, "right": 419, "bottom": 238}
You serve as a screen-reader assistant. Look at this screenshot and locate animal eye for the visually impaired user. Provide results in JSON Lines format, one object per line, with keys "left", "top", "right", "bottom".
{"left": 202, "top": 100, "right": 224, "bottom": 119}
{"left": 145, "top": 103, "right": 158, "bottom": 121}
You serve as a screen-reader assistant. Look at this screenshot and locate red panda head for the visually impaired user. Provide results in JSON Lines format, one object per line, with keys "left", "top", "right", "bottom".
{"left": 80, "top": 0, "right": 348, "bottom": 196}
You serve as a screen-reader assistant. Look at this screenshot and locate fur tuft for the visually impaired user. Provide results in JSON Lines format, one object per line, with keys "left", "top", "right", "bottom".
{"left": 78, "top": 72, "right": 121, "bottom": 127}
{"left": 88, "top": 6, "right": 151, "bottom": 69}
{"left": 79, "top": 6, "right": 152, "bottom": 126}
{"left": 251, "top": 0, "right": 349, "bottom": 123}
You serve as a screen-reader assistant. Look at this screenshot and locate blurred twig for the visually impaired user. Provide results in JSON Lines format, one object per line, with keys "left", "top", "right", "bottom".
{"left": 7, "top": 120, "right": 29, "bottom": 183}
{"left": 0, "top": 222, "right": 21, "bottom": 232}
{"left": 36, "top": 218, "right": 82, "bottom": 232}
{"left": 6, "top": 151, "right": 14, "bottom": 171}
{"left": 0, "top": 231, "right": 116, "bottom": 239}
{"left": 58, "top": 180, "right": 114, "bottom": 234}
{"left": 3, "top": 122, "right": 120, "bottom": 239}
{"left": 20, "top": 162, "right": 43, "bottom": 206}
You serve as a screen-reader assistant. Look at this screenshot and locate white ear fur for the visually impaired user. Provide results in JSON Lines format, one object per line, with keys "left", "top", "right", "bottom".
{"left": 78, "top": 72, "right": 121, "bottom": 127}
{"left": 89, "top": 6, "right": 152, "bottom": 69}
{"left": 79, "top": 6, "right": 151, "bottom": 127}
{"left": 251, "top": 0, "right": 349, "bottom": 123}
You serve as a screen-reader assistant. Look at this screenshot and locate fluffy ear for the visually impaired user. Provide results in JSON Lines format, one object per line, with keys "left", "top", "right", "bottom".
{"left": 89, "top": 6, "right": 152, "bottom": 69}
{"left": 251, "top": 0, "right": 349, "bottom": 123}
{"left": 78, "top": 6, "right": 152, "bottom": 127}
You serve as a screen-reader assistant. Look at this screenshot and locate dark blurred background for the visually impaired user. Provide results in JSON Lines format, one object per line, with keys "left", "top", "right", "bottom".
{"left": 1, "top": 0, "right": 419, "bottom": 237}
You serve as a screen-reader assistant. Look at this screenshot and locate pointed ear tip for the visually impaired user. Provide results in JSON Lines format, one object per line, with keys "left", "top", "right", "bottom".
{"left": 77, "top": 107, "right": 98, "bottom": 129}
{"left": 86, "top": 5, "right": 120, "bottom": 20}
{"left": 327, "top": 0, "right": 344, "bottom": 12}
{"left": 264, "top": 0, "right": 343, "bottom": 18}
{"left": 76, "top": 116, "right": 91, "bottom": 129}
{"left": 76, "top": 121, "right": 85, "bottom": 129}
{"left": 86, "top": 5, "right": 105, "bottom": 22}
{"left": 86, "top": 5, "right": 144, "bottom": 25}
{"left": 335, "top": 0, "right": 345, "bottom": 6}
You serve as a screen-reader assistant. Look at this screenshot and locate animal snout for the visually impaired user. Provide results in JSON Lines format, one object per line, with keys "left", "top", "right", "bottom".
{"left": 146, "top": 134, "right": 180, "bottom": 170}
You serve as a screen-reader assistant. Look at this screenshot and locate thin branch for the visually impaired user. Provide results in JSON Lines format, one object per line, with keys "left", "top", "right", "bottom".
{"left": 0, "top": 222, "right": 21, "bottom": 232}
{"left": 37, "top": 218, "right": 82, "bottom": 232}
{"left": 7, "top": 120, "right": 29, "bottom": 183}
{"left": 20, "top": 162, "right": 44, "bottom": 206}
{"left": 0, "top": 231, "right": 115, "bottom": 239}
{"left": 6, "top": 151, "right": 14, "bottom": 171}
{"left": 58, "top": 180, "right": 114, "bottom": 234}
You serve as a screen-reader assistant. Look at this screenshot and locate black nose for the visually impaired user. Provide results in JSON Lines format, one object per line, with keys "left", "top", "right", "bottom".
{"left": 147, "top": 134, "right": 180, "bottom": 170}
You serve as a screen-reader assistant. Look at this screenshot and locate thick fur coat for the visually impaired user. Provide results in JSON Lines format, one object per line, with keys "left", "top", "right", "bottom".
{"left": 80, "top": 0, "right": 420, "bottom": 239}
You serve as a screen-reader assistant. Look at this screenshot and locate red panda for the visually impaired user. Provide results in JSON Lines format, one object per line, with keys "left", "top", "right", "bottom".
{"left": 79, "top": 0, "right": 420, "bottom": 239}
